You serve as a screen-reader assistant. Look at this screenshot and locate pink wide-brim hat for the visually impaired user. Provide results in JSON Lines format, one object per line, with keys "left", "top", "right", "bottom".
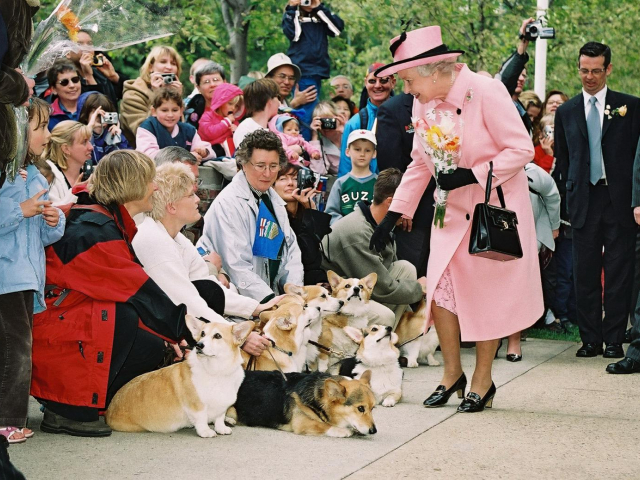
{"left": 375, "top": 26, "right": 464, "bottom": 78}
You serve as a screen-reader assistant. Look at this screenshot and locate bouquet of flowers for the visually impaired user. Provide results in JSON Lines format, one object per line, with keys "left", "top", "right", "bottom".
{"left": 413, "top": 111, "right": 462, "bottom": 228}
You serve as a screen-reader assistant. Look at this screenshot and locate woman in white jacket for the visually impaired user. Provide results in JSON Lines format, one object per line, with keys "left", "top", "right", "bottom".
{"left": 132, "top": 162, "right": 281, "bottom": 356}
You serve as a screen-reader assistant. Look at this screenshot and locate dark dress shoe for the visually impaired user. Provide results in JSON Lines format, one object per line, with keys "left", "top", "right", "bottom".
{"left": 606, "top": 357, "right": 640, "bottom": 374}
{"left": 603, "top": 343, "right": 624, "bottom": 359}
{"left": 576, "top": 343, "right": 603, "bottom": 357}
{"left": 624, "top": 328, "right": 633, "bottom": 344}
{"left": 506, "top": 353, "right": 522, "bottom": 362}
{"left": 40, "top": 409, "right": 112, "bottom": 437}
{"left": 457, "top": 382, "right": 496, "bottom": 413}
{"left": 423, "top": 373, "right": 467, "bottom": 407}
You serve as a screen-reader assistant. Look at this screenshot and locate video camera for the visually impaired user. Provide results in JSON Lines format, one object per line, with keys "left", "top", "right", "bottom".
{"left": 523, "top": 20, "right": 555, "bottom": 41}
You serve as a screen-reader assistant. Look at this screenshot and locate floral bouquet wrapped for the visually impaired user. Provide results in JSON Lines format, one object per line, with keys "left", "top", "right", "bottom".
{"left": 413, "top": 111, "right": 462, "bottom": 228}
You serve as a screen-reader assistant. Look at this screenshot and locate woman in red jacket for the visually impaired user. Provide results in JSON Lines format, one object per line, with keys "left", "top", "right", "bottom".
{"left": 31, "top": 150, "right": 194, "bottom": 437}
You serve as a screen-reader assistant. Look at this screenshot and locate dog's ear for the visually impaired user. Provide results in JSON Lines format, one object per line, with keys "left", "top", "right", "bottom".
{"left": 185, "top": 315, "right": 205, "bottom": 339}
{"left": 275, "top": 315, "right": 296, "bottom": 331}
{"left": 343, "top": 326, "right": 364, "bottom": 344}
{"left": 232, "top": 321, "right": 255, "bottom": 346}
{"left": 284, "top": 284, "right": 306, "bottom": 299}
{"left": 391, "top": 332, "right": 399, "bottom": 345}
{"left": 327, "top": 270, "right": 342, "bottom": 290}
{"left": 324, "top": 378, "right": 346, "bottom": 402}
{"left": 362, "top": 272, "right": 378, "bottom": 290}
{"left": 359, "top": 369, "right": 372, "bottom": 387}
{"left": 259, "top": 309, "right": 276, "bottom": 324}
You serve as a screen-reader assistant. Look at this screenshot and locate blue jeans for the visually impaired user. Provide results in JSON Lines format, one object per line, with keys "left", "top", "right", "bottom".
{"left": 296, "top": 76, "right": 322, "bottom": 141}
{"left": 554, "top": 236, "right": 576, "bottom": 322}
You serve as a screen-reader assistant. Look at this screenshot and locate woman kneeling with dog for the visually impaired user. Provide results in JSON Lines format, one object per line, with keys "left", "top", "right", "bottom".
{"left": 31, "top": 151, "right": 196, "bottom": 437}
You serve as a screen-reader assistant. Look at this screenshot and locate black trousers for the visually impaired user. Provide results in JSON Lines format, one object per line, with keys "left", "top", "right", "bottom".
{"left": 41, "top": 280, "right": 226, "bottom": 422}
{"left": 572, "top": 185, "right": 636, "bottom": 344}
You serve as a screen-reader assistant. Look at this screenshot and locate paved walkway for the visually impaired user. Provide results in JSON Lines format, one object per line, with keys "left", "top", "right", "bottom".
{"left": 9, "top": 339, "right": 640, "bottom": 479}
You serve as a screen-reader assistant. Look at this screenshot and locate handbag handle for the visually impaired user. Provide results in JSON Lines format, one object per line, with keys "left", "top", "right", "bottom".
{"left": 484, "top": 161, "right": 506, "bottom": 209}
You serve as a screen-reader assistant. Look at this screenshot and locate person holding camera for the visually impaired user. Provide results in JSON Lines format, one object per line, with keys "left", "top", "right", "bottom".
{"left": 308, "top": 100, "right": 345, "bottom": 175}
{"left": 282, "top": 0, "right": 344, "bottom": 140}
{"left": 121, "top": 46, "right": 184, "bottom": 148}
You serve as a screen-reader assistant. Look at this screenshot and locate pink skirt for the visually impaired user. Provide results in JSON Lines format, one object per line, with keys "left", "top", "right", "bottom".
{"left": 433, "top": 265, "right": 457, "bottom": 316}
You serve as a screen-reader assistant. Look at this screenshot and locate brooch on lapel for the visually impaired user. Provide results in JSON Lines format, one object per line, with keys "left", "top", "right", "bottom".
{"left": 465, "top": 88, "right": 474, "bottom": 103}
{"left": 604, "top": 104, "right": 627, "bottom": 119}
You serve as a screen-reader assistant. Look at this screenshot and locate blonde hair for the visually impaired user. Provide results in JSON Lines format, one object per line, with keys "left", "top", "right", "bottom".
{"left": 539, "top": 113, "right": 555, "bottom": 130}
{"left": 89, "top": 150, "right": 156, "bottom": 206}
{"left": 140, "top": 46, "right": 183, "bottom": 85}
{"left": 44, "top": 120, "right": 91, "bottom": 171}
{"left": 149, "top": 162, "right": 195, "bottom": 221}
{"left": 416, "top": 59, "right": 457, "bottom": 78}
{"left": 313, "top": 100, "right": 338, "bottom": 118}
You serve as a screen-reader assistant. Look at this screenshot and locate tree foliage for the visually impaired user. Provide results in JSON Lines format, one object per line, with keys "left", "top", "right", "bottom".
{"left": 34, "top": 0, "right": 640, "bottom": 96}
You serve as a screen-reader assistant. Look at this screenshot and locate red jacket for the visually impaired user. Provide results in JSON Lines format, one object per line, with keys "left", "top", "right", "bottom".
{"left": 533, "top": 144, "right": 554, "bottom": 173}
{"left": 198, "top": 83, "right": 244, "bottom": 155}
{"left": 31, "top": 199, "right": 189, "bottom": 409}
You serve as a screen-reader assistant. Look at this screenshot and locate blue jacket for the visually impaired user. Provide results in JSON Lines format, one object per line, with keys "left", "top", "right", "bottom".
{"left": 0, "top": 165, "right": 65, "bottom": 312}
{"left": 338, "top": 99, "right": 379, "bottom": 177}
{"left": 282, "top": 4, "right": 344, "bottom": 79}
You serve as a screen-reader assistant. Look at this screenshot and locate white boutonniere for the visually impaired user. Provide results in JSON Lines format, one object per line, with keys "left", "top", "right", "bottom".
{"left": 604, "top": 104, "right": 627, "bottom": 119}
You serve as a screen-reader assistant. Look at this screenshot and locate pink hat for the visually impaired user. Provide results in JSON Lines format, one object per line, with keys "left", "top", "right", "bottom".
{"left": 375, "top": 26, "right": 464, "bottom": 78}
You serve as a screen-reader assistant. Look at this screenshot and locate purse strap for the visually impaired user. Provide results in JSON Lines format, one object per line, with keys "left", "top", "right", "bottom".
{"left": 484, "top": 161, "right": 506, "bottom": 209}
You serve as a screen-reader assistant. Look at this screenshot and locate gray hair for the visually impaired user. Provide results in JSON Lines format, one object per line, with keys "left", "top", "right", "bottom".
{"left": 330, "top": 75, "right": 353, "bottom": 90}
{"left": 235, "top": 130, "right": 287, "bottom": 168}
{"left": 195, "top": 61, "right": 226, "bottom": 85}
{"left": 155, "top": 146, "right": 198, "bottom": 167}
{"left": 416, "top": 59, "right": 457, "bottom": 78}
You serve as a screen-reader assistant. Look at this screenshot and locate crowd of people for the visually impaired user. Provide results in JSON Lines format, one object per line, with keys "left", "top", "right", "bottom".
{"left": 2, "top": 1, "right": 640, "bottom": 456}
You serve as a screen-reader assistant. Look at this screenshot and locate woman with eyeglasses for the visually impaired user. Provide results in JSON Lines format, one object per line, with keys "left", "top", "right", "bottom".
{"left": 184, "top": 61, "right": 227, "bottom": 131}
{"left": 197, "top": 130, "right": 304, "bottom": 306}
{"left": 46, "top": 59, "right": 95, "bottom": 131}
{"left": 543, "top": 89, "right": 569, "bottom": 116}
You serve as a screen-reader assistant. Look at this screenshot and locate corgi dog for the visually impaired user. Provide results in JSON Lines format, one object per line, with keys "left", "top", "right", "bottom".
{"left": 283, "top": 284, "right": 344, "bottom": 370}
{"left": 316, "top": 271, "right": 377, "bottom": 372}
{"left": 242, "top": 303, "right": 318, "bottom": 373}
{"left": 395, "top": 300, "right": 440, "bottom": 368}
{"left": 105, "top": 316, "right": 253, "bottom": 438}
{"left": 228, "top": 370, "right": 377, "bottom": 437}
{"left": 330, "top": 325, "right": 403, "bottom": 407}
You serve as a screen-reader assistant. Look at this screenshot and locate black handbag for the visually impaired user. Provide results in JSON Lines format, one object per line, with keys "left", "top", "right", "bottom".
{"left": 469, "top": 161, "right": 523, "bottom": 261}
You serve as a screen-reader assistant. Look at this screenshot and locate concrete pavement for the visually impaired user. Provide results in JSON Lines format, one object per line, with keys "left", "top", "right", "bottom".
{"left": 9, "top": 339, "right": 640, "bottom": 479}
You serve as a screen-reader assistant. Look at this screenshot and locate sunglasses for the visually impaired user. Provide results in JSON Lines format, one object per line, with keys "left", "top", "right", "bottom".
{"left": 57, "top": 76, "right": 81, "bottom": 87}
{"left": 367, "top": 77, "right": 391, "bottom": 85}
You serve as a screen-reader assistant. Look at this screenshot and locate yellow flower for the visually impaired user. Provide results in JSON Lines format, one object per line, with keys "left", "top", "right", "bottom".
{"left": 619, "top": 105, "right": 628, "bottom": 117}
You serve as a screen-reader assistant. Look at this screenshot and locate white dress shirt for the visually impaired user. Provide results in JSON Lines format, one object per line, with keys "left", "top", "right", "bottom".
{"left": 583, "top": 85, "right": 608, "bottom": 181}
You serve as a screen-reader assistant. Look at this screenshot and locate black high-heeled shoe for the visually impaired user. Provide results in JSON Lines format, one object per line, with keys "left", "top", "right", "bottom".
{"left": 423, "top": 373, "right": 467, "bottom": 408}
{"left": 457, "top": 382, "right": 496, "bottom": 413}
{"left": 506, "top": 353, "right": 522, "bottom": 362}
{"left": 495, "top": 339, "right": 503, "bottom": 359}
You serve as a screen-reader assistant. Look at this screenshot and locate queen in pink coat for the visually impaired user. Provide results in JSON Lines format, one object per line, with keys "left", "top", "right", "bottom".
{"left": 371, "top": 26, "right": 543, "bottom": 413}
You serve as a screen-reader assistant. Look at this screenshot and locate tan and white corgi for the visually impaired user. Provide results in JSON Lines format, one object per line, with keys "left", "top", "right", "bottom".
{"left": 316, "top": 271, "right": 378, "bottom": 372}
{"left": 105, "top": 316, "right": 253, "bottom": 438}
{"left": 395, "top": 299, "right": 440, "bottom": 368}
{"left": 283, "top": 283, "right": 344, "bottom": 369}
{"left": 242, "top": 302, "right": 318, "bottom": 373}
{"left": 330, "top": 325, "right": 403, "bottom": 407}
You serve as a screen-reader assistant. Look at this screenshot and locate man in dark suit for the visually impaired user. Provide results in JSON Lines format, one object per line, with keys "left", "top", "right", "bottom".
{"left": 375, "top": 92, "right": 435, "bottom": 276}
{"left": 555, "top": 41, "right": 640, "bottom": 358}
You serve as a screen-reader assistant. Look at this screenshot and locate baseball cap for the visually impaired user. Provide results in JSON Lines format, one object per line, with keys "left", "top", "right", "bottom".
{"left": 266, "top": 53, "right": 301, "bottom": 81}
{"left": 347, "top": 129, "right": 377, "bottom": 147}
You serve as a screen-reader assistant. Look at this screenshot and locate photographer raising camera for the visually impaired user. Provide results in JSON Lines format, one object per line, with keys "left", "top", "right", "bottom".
{"left": 308, "top": 100, "right": 345, "bottom": 175}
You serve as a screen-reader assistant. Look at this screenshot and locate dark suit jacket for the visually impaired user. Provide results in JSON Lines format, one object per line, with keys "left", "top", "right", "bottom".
{"left": 376, "top": 93, "right": 436, "bottom": 231}
{"left": 554, "top": 88, "right": 640, "bottom": 229}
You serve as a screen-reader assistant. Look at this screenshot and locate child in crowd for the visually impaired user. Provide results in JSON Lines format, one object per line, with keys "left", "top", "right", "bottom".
{"left": 0, "top": 98, "right": 65, "bottom": 444}
{"left": 198, "top": 83, "right": 244, "bottom": 157}
{"left": 325, "top": 129, "right": 377, "bottom": 225}
{"left": 77, "top": 92, "right": 130, "bottom": 164}
{"left": 533, "top": 114, "right": 555, "bottom": 173}
{"left": 136, "top": 88, "right": 214, "bottom": 162}
{"left": 269, "top": 113, "right": 320, "bottom": 166}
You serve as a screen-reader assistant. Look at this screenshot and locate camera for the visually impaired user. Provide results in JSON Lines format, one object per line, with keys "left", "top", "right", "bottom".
{"left": 300, "top": 0, "right": 312, "bottom": 6}
{"left": 543, "top": 125, "right": 554, "bottom": 140}
{"left": 81, "top": 160, "right": 95, "bottom": 182}
{"left": 524, "top": 20, "right": 555, "bottom": 41}
{"left": 92, "top": 54, "right": 105, "bottom": 67}
{"left": 101, "top": 112, "right": 119, "bottom": 125}
{"left": 297, "top": 167, "right": 328, "bottom": 191}
{"left": 320, "top": 118, "right": 337, "bottom": 130}
{"left": 161, "top": 73, "right": 177, "bottom": 84}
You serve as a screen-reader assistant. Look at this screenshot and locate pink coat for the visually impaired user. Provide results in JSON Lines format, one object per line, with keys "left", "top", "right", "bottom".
{"left": 390, "top": 64, "right": 543, "bottom": 341}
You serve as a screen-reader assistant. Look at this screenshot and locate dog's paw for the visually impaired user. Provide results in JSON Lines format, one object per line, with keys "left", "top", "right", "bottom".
{"left": 326, "top": 426, "right": 353, "bottom": 438}
{"left": 381, "top": 397, "right": 397, "bottom": 407}
{"left": 406, "top": 359, "right": 419, "bottom": 368}
{"left": 427, "top": 354, "right": 440, "bottom": 366}
{"left": 215, "top": 424, "right": 232, "bottom": 435}
{"left": 196, "top": 427, "right": 217, "bottom": 438}
{"left": 224, "top": 416, "right": 237, "bottom": 426}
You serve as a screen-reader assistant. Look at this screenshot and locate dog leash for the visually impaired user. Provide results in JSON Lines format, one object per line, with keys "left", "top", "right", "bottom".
{"left": 265, "top": 347, "right": 289, "bottom": 382}
{"left": 307, "top": 340, "right": 351, "bottom": 359}
{"left": 397, "top": 332, "right": 424, "bottom": 348}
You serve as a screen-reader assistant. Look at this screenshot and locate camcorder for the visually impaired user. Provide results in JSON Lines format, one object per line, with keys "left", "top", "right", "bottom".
{"left": 101, "top": 112, "right": 119, "bottom": 125}
{"left": 81, "top": 160, "right": 95, "bottom": 182}
{"left": 297, "top": 167, "right": 328, "bottom": 192}
{"left": 524, "top": 20, "right": 555, "bottom": 41}
{"left": 543, "top": 125, "right": 554, "bottom": 140}
{"left": 92, "top": 54, "right": 105, "bottom": 67}
{"left": 320, "top": 118, "right": 337, "bottom": 130}
{"left": 161, "top": 73, "right": 177, "bottom": 84}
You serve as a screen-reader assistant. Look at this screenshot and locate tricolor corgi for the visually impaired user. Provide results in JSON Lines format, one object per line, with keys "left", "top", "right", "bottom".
{"left": 395, "top": 300, "right": 440, "bottom": 368}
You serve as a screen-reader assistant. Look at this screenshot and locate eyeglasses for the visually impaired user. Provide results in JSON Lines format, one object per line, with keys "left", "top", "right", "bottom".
{"left": 201, "top": 78, "right": 222, "bottom": 85}
{"left": 546, "top": 100, "right": 564, "bottom": 106}
{"left": 367, "top": 77, "right": 391, "bottom": 85}
{"left": 57, "top": 76, "right": 81, "bottom": 87}
{"left": 248, "top": 161, "right": 280, "bottom": 173}
{"left": 332, "top": 83, "right": 351, "bottom": 90}
{"left": 578, "top": 68, "right": 606, "bottom": 76}
{"left": 196, "top": 178, "right": 203, "bottom": 188}
{"left": 275, "top": 73, "right": 297, "bottom": 83}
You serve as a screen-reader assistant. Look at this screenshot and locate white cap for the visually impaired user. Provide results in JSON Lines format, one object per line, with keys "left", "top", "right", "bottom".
{"left": 266, "top": 53, "right": 301, "bottom": 81}
{"left": 347, "top": 129, "right": 377, "bottom": 147}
